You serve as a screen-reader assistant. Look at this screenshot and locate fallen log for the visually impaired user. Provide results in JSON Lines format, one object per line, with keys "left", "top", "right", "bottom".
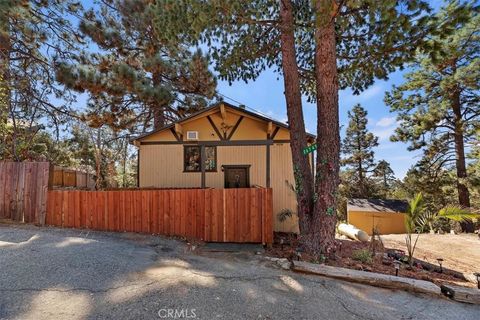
{"left": 440, "top": 284, "right": 480, "bottom": 305}
{"left": 338, "top": 223, "right": 369, "bottom": 242}
{"left": 292, "top": 261, "right": 441, "bottom": 296}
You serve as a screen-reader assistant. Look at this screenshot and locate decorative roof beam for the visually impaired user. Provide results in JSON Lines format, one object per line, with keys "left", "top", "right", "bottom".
{"left": 267, "top": 121, "right": 273, "bottom": 137}
{"left": 207, "top": 115, "right": 225, "bottom": 140}
{"left": 174, "top": 123, "right": 183, "bottom": 140}
{"left": 220, "top": 103, "right": 227, "bottom": 121}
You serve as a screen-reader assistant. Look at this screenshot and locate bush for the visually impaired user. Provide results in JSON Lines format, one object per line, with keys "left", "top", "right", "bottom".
{"left": 351, "top": 249, "right": 373, "bottom": 264}
{"left": 432, "top": 218, "right": 451, "bottom": 233}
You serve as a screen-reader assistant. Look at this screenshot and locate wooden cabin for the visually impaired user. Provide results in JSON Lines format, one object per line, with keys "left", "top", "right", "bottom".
{"left": 131, "top": 102, "right": 315, "bottom": 232}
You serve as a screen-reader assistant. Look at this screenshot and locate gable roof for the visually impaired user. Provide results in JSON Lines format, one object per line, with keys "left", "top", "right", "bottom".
{"left": 347, "top": 198, "right": 408, "bottom": 213}
{"left": 132, "top": 102, "right": 316, "bottom": 142}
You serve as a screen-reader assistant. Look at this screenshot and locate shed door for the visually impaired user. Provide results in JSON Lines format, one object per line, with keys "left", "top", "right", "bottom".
{"left": 224, "top": 165, "right": 250, "bottom": 188}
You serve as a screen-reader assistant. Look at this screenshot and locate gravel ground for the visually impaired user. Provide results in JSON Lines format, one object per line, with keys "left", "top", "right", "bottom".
{"left": 1, "top": 224, "right": 479, "bottom": 320}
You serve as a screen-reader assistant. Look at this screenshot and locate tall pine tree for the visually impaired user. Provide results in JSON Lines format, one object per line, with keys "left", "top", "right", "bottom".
{"left": 0, "top": 0, "right": 83, "bottom": 113}
{"left": 56, "top": 0, "right": 217, "bottom": 132}
{"left": 341, "top": 104, "right": 379, "bottom": 198}
{"left": 373, "top": 160, "right": 396, "bottom": 197}
{"left": 0, "top": 0, "right": 84, "bottom": 160}
{"left": 385, "top": 1, "right": 479, "bottom": 232}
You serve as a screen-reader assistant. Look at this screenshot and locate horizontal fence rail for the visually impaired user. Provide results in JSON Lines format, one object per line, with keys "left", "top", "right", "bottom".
{"left": 46, "top": 188, "right": 273, "bottom": 244}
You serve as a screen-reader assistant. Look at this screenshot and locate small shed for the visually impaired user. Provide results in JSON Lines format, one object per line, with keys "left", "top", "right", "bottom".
{"left": 347, "top": 199, "right": 408, "bottom": 235}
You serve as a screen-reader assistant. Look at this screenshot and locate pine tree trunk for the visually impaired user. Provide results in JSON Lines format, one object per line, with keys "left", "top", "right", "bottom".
{"left": 152, "top": 72, "right": 166, "bottom": 129}
{"left": 356, "top": 120, "right": 365, "bottom": 197}
{"left": 358, "top": 158, "right": 365, "bottom": 197}
{"left": 452, "top": 88, "right": 473, "bottom": 232}
{"left": 279, "top": 0, "right": 314, "bottom": 234}
{"left": 153, "top": 106, "right": 166, "bottom": 129}
{"left": 308, "top": 0, "right": 339, "bottom": 255}
{"left": 0, "top": 10, "right": 10, "bottom": 124}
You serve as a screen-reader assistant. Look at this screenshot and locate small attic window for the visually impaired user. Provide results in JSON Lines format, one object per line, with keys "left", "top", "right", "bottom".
{"left": 184, "top": 146, "right": 217, "bottom": 172}
{"left": 186, "top": 131, "right": 199, "bottom": 140}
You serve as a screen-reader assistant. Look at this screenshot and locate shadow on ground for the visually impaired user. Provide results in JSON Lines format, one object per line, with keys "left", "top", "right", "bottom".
{"left": 0, "top": 224, "right": 479, "bottom": 320}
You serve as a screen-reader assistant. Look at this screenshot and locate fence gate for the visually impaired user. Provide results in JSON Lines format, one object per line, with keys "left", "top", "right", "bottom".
{"left": 0, "top": 162, "right": 50, "bottom": 224}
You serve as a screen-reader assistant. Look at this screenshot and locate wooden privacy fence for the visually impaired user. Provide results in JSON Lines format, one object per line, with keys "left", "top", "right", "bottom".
{"left": 0, "top": 162, "right": 49, "bottom": 223}
{"left": 46, "top": 188, "right": 273, "bottom": 244}
{"left": 51, "top": 166, "right": 95, "bottom": 190}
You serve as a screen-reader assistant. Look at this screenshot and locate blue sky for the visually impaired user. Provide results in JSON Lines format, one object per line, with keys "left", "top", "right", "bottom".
{"left": 216, "top": 69, "right": 421, "bottom": 179}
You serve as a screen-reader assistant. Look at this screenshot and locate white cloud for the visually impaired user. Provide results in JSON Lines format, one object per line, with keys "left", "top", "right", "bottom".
{"left": 361, "top": 85, "right": 383, "bottom": 100}
{"left": 375, "top": 116, "right": 396, "bottom": 128}
{"left": 372, "top": 126, "right": 396, "bottom": 141}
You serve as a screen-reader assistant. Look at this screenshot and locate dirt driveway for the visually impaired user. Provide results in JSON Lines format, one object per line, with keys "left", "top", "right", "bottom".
{"left": 1, "top": 224, "right": 479, "bottom": 320}
{"left": 381, "top": 233, "right": 479, "bottom": 282}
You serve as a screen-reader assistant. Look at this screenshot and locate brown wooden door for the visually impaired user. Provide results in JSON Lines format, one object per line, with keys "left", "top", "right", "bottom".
{"left": 224, "top": 165, "right": 250, "bottom": 188}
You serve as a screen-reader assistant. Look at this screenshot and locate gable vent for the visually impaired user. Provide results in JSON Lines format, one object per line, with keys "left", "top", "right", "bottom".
{"left": 186, "top": 131, "right": 199, "bottom": 140}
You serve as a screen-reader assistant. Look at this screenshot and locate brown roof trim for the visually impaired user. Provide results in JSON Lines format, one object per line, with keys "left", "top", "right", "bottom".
{"left": 130, "top": 102, "right": 316, "bottom": 143}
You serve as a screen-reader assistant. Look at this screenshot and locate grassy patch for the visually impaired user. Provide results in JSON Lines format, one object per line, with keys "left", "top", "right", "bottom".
{"left": 352, "top": 249, "right": 373, "bottom": 264}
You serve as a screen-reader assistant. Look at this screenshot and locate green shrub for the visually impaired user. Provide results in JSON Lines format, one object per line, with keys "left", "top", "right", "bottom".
{"left": 352, "top": 249, "right": 373, "bottom": 264}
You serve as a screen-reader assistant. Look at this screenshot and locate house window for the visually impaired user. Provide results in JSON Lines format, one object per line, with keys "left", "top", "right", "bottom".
{"left": 184, "top": 146, "right": 217, "bottom": 172}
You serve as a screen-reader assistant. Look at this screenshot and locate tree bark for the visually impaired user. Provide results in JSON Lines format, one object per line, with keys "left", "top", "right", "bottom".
{"left": 357, "top": 153, "right": 365, "bottom": 197}
{"left": 0, "top": 8, "right": 10, "bottom": 123}
{"left": 279, "top": 0, "right": 314, "bottom": 234}
{"left": 152, "top": 72, "right": 166, "bottom": 129}
{"left": 355, "top": 117, "right": 365, "bottom": 197}
{"left": 451, "top": 88, "right": 473, "bottom": 232}
{"left": 309, "top": 0, "right": 339, "bottom": 254}
{"left": 153, "top": 105, "right": 166, "bottom": 129}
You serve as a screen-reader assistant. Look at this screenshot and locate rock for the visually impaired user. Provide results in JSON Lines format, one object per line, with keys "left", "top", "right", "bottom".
{"left": 279, "top": 260, "right": 292, "bottom": 270}
{"left": 264, "top": 256, "right": 281, "bottom": 262}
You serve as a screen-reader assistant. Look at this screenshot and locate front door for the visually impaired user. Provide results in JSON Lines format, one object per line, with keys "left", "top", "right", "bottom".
{"left": 224, "top": 165, "right": 250, "bottom": 188}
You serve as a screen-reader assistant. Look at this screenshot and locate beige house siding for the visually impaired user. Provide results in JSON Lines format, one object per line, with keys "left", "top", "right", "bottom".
{"left": 139, "top": 143, "right": 299, "bottom": 232}
{"left": 139, "top": 145, "right": 201, "bottom": 188}
{"left": 139, "top": 110, "right": 292, "bottom": 143}
{"left": 271, "top": 143, "right": 299, "bottom": 233}
{"left": 206, "top": 145, "right": 267, "bottom": 188}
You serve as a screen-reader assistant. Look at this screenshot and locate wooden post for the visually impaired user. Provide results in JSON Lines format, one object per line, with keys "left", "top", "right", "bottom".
{"left": 266, "top": 144, "right": 271, "bottom": 188}
{"left": 16, "top": 163, "right": 25, "bottom": 222}
{"left": 200, "top": 145, "right": 206, "bottom": 188}
{"left": 311, "top": 150, "right": 315, "bottom": 179}
{"left": 137, "top": 149, "right": 140, "bottom": 188}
